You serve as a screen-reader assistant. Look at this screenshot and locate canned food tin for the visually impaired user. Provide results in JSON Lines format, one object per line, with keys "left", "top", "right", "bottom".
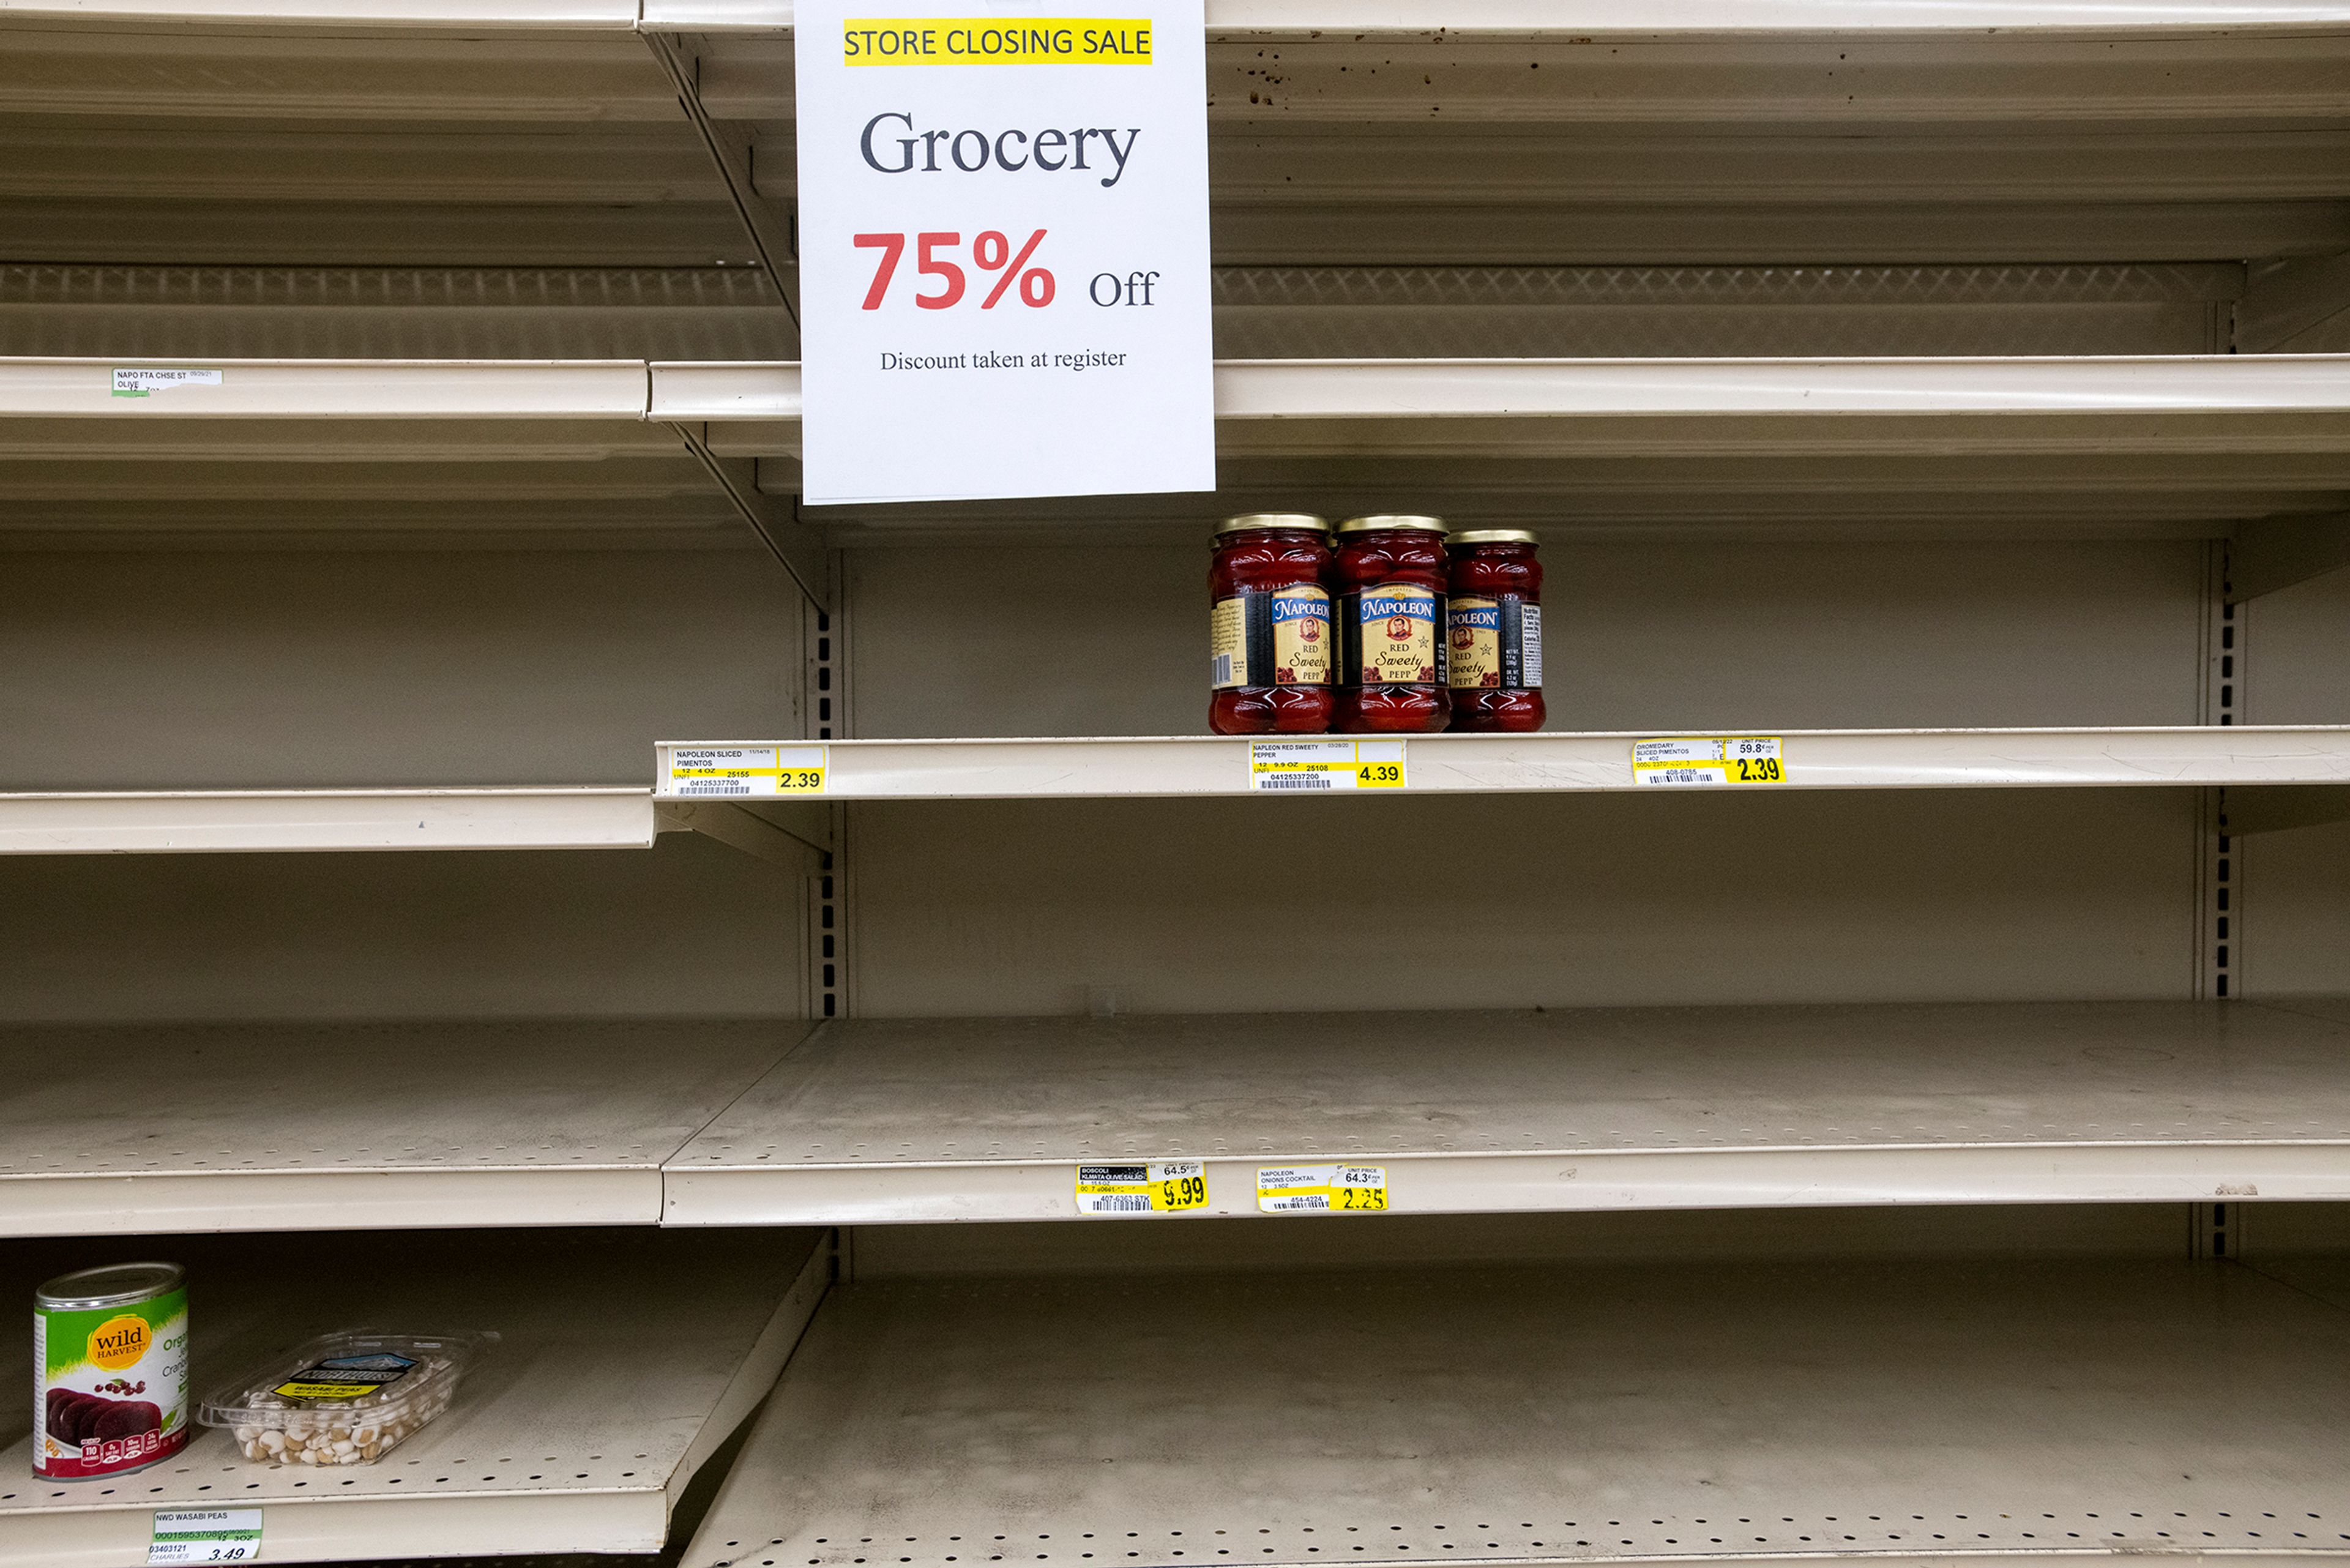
{"left": 35, "top": 1262, "right": 190, "bottom": 1479}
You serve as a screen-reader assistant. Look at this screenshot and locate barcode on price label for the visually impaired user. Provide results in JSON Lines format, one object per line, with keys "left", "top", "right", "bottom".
{"left": 1257, "top": 1165, "right": 1389, "bottom": 1214}
{"left": 1076, "top": 1161, "right": 1208, "bottom": 1215}
{"left": 1632, "top": 736, "right": 1784, "bottom": 787}
{"left": 1248, "top": 740, "right": 1406, "bottom": 792}
{"left": 659, "top": 744, "right": 827, "bottom": 799}
{"left": 150, "top": 1509, "right": 262, "bottom": 1564}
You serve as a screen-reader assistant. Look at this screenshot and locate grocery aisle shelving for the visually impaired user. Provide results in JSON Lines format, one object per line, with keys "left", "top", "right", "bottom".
{"left": 680, "top": 1255, "right": 2350, "bottom": 1568}
{"left": 2, "top": 1, "right": 2347, "bottom": 1565}
{"left": 654, "top": 727, "right": 2350, "bottom": 800}
{"left": 662, "top": 1001, "right": 2350, "bottom": 1225}
{"left": 0, "top": 1226, "right": 830, "bottom": 1568}
{"left": 0, "top": 1018, "right": 809, "bottom": 1235}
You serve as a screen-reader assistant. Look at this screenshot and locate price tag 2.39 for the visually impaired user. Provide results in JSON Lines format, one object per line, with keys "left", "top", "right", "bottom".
{"left": 1256, "top": 1165, "right": 1389, "bottom": 1213}
{"left": 663, "top": 744, "right": 827, "bottom": 799}
{"left": 1632, "top": 736, "right": 1783, "bottom": 788}
{"left": 150, "top": 1509, "right": 263, "bottom": 1564}
{"left": 1075, "top": 1160, "right": 1209, "bottom": 1215}
{"left": 1249, "top": 741, "right": 1406, "bottom": 793}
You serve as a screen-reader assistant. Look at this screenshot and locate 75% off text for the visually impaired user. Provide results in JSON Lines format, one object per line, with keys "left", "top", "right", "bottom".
{"left": 854, "top": 230, "right": 1158, "bottom": 310}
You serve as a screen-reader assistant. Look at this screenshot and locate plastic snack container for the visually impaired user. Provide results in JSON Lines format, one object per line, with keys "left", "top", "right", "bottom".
{"left": 200, "top": 1330, "right": 496, "bottom": 1466}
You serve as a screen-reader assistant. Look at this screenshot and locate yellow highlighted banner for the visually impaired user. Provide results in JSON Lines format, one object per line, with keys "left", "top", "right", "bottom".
{"left": 845, "top": 18, "right": 1153, "bottom": 64}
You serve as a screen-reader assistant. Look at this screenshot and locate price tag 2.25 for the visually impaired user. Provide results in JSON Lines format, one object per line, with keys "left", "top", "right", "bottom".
{"left": 1631, "top": 736, "right": 1783, "bottom": 788}
{"left": 663, "top": 744, "right": 827, "bottom": 799}
{"left": 1256, "top": 1165, "right": 1389, "bottom": 1213}
{"left": 150, "top": 1509, "right": 263, "bottom": 1564}
{"left": 1075, "top": 1161, "right": 1209, "bottom": 1215}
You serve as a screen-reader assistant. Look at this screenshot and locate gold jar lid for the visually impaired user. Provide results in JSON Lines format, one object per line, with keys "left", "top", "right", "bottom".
{"left": 1216, "top": 512, "right": 1330, "bottom": 536}
{"left": 1337, "top": 514, "right": 1447, "bottom": 536}
{"left": 1448, "top": 528, "right": 1539, "bottom": 546}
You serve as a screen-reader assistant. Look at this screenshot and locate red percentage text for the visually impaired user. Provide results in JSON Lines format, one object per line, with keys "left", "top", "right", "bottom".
{"left": 854, "top": 230, "right": 1056, "bottom": 310}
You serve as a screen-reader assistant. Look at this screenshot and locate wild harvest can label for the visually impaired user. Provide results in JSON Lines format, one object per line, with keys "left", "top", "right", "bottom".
{"left": 36, "top": 1287, "right": 190, "bottom": 1479}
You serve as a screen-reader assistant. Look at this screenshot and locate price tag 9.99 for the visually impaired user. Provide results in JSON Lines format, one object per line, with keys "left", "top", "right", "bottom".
{"left": 1075, "top": 1160, "right": 1208, "bottom": 1215}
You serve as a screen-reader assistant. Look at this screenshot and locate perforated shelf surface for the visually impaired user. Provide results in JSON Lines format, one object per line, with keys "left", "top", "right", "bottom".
{"left": 0, "top": 1227, "right": 828, "bottom": 1567}
{"left": 662, "top": 999, "right": 2350, "bottom": 1224}
{"left": 0, "top": 1018, "right": 808, "bottom": 1234}
{"left": 682, "top": 1255, "right": 2350, "bottom": 1568}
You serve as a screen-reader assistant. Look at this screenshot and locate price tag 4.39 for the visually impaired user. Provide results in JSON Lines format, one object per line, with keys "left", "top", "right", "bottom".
{"left": 1256, "top": 1165, "right": 1389, "bottom": 1214}
{"left": 1248, "top": 740, "right": 1406, "bottom": 793}
{"left": 1076, "top": 1160, "right": 1208, "bottom": 1215}
{"left": 661, "top": 744, "right": 827, "bottom": 799}
{"left": 1632, "top": 736, "right": 1783, "bottom": 788}
{"left": 150, "top": 1509, "right": 263, "bottom": 1564}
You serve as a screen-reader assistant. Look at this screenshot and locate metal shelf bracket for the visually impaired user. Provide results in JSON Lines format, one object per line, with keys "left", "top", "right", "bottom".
{"left": 2231, "top": 512, "right": 2350, "bottom": 604}
{"left": 670, "top": 422, "right": 830, "bottom": 612}
{"left": 646, "top": 29, "right": 800, "bottom": 332}
{"left": 657, "top": 797, "right": 830, "bottom": 868}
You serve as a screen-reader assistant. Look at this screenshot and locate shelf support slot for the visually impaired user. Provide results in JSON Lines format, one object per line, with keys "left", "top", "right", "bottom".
{"left": 2229, "top": 512, "right": 2350, "bottom": 604}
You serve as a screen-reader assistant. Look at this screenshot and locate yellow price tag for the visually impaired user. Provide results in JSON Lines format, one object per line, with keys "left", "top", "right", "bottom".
{"left": 1256, "top": 1164, "right": 1389, "bottom": 1214}
{"left": 663, "top": 744, "right": 828, "bottom": 798}
{"left": 1632, "top": 736, "right": 1783, "bottom": 788}
{"left": 1075, "top": 1161, "right": 1208, "bottom": 1215}
{"left": 1250, "top": 741, "right": 1408, "bottom": 793}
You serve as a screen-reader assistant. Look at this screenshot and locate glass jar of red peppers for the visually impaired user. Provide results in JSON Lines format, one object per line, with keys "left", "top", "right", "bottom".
{"left": 1445, "top": 528, "right": 1545, "bottom": 731}
{"left": 1209, "top": 513, "right": 1335, "bottom": 735}
{"left": 1333, "top": 515, "right": 1450, "bottom": 733}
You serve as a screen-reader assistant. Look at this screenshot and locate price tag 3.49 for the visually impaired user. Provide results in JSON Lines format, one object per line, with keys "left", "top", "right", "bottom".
{"left": 1256, "top": 1165, "right": 1388, "bottom": 1213}
{"left": 1076, "top": 1160, "right": 1208, "bottom": 1215}
{"left": 1248, "top": 740, "right": 1406, "bottom": 793}
{"left": 662, "top": 744, "right": 827, "bottom": 799}
{"left": 1632, "top": 736, "right": 1783, "bottom": 787}
{"left": 150, "top": 1509, "right": 263, "bottom": 1564}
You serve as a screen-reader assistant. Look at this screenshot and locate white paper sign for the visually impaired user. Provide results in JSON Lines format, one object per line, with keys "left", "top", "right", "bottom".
{"left": 149, "top": 1509, "right": 263, "bottom": 1564}
{"left": 794, "top": 1, "right": 1215, "bottom": 504}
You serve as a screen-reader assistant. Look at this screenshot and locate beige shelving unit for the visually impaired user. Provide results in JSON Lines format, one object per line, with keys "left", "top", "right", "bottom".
{"left": 3, "top": 3, "right": 2350, "bottom": 1567}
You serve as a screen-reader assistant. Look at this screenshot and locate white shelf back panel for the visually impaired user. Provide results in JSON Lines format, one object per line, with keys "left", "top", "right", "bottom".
{"left": 850, "top": 540, "right": 2205, "bottom": 743}
{"left": 852, "top": 789, "right": 2196, "bottom": 1015}
{"left": 852, "top": 1203, "right": 2201, "bottom": 1279}
{"left": 0, "top": 832, "right": 802, "bottom": 1025}
{"left": 0, "top": 550, "right": 803, "bottom": 791}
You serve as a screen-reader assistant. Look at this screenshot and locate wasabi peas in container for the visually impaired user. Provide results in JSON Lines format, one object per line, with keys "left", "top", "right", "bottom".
{"left": 200, "top": 1330, "right": 495, "bottom": 1466}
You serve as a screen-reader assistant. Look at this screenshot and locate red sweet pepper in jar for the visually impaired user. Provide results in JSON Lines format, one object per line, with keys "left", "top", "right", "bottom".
{"left": 1333, "top": 515, "right": 1450, "bottom": 734}
{"left": 1209, "top": 513, "right": 1335, "bottom": 735}
{"left": 1445, "top": 528, "right": 1545, "bottom": 732}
